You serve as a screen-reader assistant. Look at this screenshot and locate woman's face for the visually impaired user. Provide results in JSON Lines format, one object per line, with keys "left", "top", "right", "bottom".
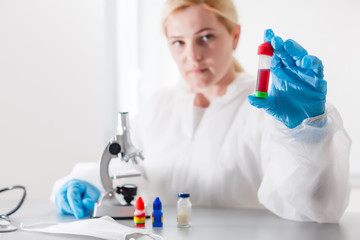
{"left": 165, "top": 4, "right": 239, "bottom": 91}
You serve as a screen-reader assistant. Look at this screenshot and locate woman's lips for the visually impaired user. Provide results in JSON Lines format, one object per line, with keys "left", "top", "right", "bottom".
{"left": 189, "top": 68, "right": 207, "bottom": 74}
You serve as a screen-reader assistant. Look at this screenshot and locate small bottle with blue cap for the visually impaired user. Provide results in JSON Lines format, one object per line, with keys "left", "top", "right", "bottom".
{"left": 152, "top": 197, "right": 163, "bottom": 227}
{"left": 177, "top": 192, "right": 192, "bottom": 228}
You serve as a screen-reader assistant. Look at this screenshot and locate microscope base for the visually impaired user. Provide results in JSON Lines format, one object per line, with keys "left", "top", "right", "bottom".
{"left": 92, "top": 199, "right": 150, "bottom": 219}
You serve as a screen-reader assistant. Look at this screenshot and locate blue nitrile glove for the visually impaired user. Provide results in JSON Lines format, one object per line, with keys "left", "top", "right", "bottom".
{"left": 248, "top": 29, "right": 327, "bottom": 128}
{"left": 55, "top": 179, "right": 100, "bottom": 219}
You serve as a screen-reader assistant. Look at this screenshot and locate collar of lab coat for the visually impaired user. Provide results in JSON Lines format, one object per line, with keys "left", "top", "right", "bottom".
{"left": 177, "top": 72, "right": 253, "bottom": 106}
{"left": 177, "top": 72, "right": 254, "bottom": 138}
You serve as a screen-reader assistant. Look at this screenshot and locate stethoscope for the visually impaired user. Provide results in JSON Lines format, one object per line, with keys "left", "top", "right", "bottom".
{"left": 0, "top": 185, "right": 26, "bottom": 233}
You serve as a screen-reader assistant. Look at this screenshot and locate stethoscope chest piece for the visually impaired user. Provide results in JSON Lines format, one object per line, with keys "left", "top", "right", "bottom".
{"left": 0, "top": 219, "right": 17, "bottom": 232}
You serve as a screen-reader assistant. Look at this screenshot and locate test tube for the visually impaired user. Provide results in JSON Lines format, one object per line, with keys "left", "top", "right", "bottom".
{"left": 255, "top": 42, "right": 274, "bottom": 98}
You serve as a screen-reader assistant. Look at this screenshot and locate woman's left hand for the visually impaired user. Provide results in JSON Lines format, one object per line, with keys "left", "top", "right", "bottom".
{"left": 248, "top": 29, "right": 327, "bottom": 129}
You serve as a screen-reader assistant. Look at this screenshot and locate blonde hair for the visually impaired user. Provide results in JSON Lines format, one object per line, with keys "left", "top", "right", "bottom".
{"left": 161, "top": 0, "right": 243, "bottom": 72}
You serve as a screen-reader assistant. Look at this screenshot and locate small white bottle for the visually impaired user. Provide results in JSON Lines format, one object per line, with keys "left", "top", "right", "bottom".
{"left": 177, "top": 192, "right": 192, "bottom": 228}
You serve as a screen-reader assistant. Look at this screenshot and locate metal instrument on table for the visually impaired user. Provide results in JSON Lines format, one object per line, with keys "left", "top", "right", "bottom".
{"left": 0, "top": 185, "right": 26, "bottom": 232}
{"left": 92, "top": 112, "right": 147, "bottom": 219}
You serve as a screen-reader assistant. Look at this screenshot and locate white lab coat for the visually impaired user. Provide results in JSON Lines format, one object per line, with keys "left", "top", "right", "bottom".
{"left": 52, "top": 72, "right": 351, "bottom": 223}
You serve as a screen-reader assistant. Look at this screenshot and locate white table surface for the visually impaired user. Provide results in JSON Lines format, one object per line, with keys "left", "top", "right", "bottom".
{"left": 1, "top": 200, "right": 359, "bottom": 240}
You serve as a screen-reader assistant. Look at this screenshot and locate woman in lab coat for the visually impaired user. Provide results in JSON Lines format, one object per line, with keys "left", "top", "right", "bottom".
{"left": 52, "top": 0, "right": 351, "bottom": 223}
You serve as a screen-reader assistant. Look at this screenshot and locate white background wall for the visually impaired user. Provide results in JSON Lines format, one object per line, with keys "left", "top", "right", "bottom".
{"left": 1, "top": 0, "right": 360, "bottom": 205}
{"left": 0, "top": 0, "right": 117, "bottom": 200}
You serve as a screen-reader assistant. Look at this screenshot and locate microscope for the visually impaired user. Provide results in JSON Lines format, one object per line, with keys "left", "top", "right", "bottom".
{"left": 92, "top": 112, "right": 147, "bottom": 219}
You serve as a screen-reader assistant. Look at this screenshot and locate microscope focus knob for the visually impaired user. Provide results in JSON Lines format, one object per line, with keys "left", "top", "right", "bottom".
{"left": 109, "top": 142, "right": 121, "bottom": 155}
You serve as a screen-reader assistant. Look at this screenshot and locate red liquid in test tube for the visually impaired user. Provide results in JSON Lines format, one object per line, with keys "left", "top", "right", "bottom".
{"left": 255, "top": 42, "right": 274, "bottom": 98}
{"left": 256, "top": 69, "right": 270, "bottom": 93}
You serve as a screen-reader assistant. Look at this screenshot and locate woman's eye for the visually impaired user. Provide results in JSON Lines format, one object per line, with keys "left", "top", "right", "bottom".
{"left": 172, "top": 40, "right": 184, "bottom": 46}
{"left": 201, "top": 34, "right": 214, "bottom": 42}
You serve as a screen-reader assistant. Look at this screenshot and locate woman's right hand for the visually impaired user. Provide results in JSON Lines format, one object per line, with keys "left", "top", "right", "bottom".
{"left": 55, "top": 179, "right": 100, "bottom": 219}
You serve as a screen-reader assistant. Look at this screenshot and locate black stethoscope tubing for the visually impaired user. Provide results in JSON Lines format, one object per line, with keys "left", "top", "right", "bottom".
{"left": 0, "top": 185, "right": 26, "bottom": 218}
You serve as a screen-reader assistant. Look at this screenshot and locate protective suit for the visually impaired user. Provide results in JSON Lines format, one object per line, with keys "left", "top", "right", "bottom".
{"left": 52, "top": 72, "right": 351, "bottom": 223}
